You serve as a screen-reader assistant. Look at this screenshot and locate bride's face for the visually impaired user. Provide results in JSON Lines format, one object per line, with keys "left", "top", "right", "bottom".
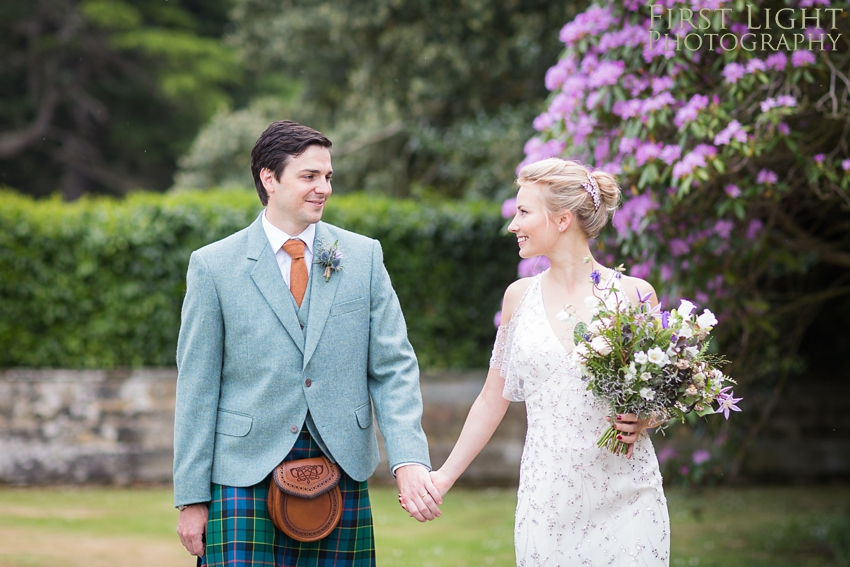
{"left": 508, "top": 183, "right": 559, "bottom": 258}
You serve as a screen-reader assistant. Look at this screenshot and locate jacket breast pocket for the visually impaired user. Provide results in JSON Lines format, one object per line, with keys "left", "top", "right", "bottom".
{"left": 215, "top": 409, "right": 253, "bottom": 437}
{"left": 330, "top": 297, "right": 366, "bottom": 318}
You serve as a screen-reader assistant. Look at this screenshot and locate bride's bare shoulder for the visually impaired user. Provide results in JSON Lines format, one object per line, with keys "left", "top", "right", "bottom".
{"left": 500, "top": 277, "right": 535, "bottom": 326}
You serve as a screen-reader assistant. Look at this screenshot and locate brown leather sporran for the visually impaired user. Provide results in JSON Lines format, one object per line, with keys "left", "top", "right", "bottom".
{"left": 267, "top": 456, "right": 343, "bottom": 542}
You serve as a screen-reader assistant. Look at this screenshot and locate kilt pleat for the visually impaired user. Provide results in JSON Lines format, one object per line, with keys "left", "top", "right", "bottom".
{"left": 200, "top": 426, "right": 375, "bottom": 567}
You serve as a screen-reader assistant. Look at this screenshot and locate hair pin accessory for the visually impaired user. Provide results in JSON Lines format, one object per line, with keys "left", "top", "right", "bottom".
{"left": 581, "top": 172, "right": 600, "bottom": 211}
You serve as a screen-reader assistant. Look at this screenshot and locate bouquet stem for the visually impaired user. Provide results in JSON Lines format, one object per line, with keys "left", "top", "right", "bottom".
{"left": 597, "top": 425, "right": 629, "bottom": 456}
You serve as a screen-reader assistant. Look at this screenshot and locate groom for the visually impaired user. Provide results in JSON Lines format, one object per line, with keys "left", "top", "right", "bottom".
{"left": 174, "top": 120, "right": 441, "bottom": 566}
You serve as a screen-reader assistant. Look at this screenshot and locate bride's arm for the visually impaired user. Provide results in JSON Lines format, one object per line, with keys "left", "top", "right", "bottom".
{"left": 429, "top": 279, "right": 530, "bottom": 495}
{"left": 430, "top": 367, "right": 512, "bottom": 495}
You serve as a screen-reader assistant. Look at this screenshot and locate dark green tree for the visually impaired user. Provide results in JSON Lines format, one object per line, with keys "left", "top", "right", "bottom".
{"left": 176, "top": 0, "right": 588, "bottom": 198}
{"left": 0, "top": 0, "right": 238, "bottom": 199}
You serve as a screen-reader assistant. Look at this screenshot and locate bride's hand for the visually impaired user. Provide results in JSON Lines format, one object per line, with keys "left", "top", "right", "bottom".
{"left": 605, "top": 413, "right": 653, "bottom": 459}
{"left": 429, "top": 469, "right": 455, "bottom": 497}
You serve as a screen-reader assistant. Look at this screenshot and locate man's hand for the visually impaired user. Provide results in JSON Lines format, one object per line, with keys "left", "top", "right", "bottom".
{"left": 395, "top": 464, "right": 442, "bottom": 522}
{"left": 177, "top": 503, "right": 209, "bottom": 557}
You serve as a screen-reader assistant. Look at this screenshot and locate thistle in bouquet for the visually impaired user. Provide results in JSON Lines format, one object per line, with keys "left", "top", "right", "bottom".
{"left": 570, "top": 268, "right": 741, "bottom": 456}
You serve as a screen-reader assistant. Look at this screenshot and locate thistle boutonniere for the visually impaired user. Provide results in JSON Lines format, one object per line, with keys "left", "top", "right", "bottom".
{"left": 314, "top": 239, "right": 343, "bottom": 282}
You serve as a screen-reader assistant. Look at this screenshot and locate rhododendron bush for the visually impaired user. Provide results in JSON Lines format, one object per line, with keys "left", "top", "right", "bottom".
{"left": 513, "top": 0, "right": 850, "bottom": 472}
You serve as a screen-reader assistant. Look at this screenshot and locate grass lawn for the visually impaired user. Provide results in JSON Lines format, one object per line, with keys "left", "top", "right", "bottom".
{"left": 0, "top": 485, "right": 846, "bottom": 567}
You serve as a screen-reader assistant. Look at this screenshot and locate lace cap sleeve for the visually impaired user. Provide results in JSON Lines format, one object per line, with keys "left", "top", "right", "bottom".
{"left": 490, "top": 317, "right": 526, "bottom": 402}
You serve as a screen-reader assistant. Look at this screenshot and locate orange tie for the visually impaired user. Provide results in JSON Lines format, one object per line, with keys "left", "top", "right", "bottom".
{"left": 282, "top": 239, "right": 308, "bottom": 307}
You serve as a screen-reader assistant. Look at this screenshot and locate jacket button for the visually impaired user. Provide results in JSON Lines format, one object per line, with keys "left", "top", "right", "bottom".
{"left": 305, "top": 379, "right": 312, "bottom": 387}
{"left": 290, "top": 425, "right": 298, "bottom": 434}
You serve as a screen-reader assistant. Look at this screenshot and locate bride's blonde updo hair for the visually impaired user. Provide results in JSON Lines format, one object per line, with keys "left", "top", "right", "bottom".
{"left": 516, "top": 158, "right": 621, "bottom": 239}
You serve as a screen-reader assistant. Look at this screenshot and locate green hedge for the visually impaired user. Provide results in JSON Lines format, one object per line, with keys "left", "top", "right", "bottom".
{"left": 0, "top": 189, "right": 518, "bottom": 369}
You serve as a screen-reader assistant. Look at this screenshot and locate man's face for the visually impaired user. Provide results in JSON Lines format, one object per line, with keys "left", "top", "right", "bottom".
{"left": 263, "top": 145, "right": 333, "bottom": 234}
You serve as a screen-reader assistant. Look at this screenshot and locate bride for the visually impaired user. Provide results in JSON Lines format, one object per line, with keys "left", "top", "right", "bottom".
{"left": 430, "top": 158, "right": 670, "bottom": 566}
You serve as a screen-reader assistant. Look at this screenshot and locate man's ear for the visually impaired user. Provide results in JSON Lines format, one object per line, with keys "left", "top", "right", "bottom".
{"left": 260, "top": 168, "right": 276, "bottom": 194}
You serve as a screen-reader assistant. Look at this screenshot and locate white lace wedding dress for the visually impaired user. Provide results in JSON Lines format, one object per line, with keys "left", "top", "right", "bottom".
{"left": 492, "top": 273, "right": 670, "bottom": 566}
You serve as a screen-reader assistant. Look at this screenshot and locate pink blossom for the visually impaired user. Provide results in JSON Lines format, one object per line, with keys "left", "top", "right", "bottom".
{"left": 651, "top": 76, "right": 675, "bottom": 94}
{"left": 623, "top": 0, "right": 642, "bottom": 10}
{"left": 714, "top": 120, "right": 747, "bottom": 146}
{"left": 630, "top": 263, "right": 651, "bottom": 279}
{"left": 725, "top": 184, "right": 742, "bottom": 198}
{"left": 756, "top": 169, "right": 778, "bottom": 184}
{"left": 659, "top": 144, "right": 682, "bottom": 165}
{"left": 571, "top": 114, "right": 598, "bottom": 146}
{"left": 580, "top": 52, "right": 600, "bottom": 74}
{"left": 619, "top": 137, "right": 640, "bottom": 154}
{"left": 612, "top": 99, "right": 643, "bottom": 119}
{"left": 765, "top": 52, "right": 788, "bottom": 71}
{"left": 588, "top": 61, "right": 626, "bottom": 88}
{"left": 814, "top": 153, "right": 825, "bottom": 163}
{"left": 657, "top": 445, "right": 677, "bottom": 464}
{"left": 642, "top": 92, "right": 676, "bottom": 113}
{"left": 533, "top": 112, "right": 557, "bottom": 131}
{"left": 693, "top": 144, "right": 717, "bottom": 158}
{"left": 669, "top": 238, "right": 689, "bottom": 256}
{"left": 594, "top": 137, "right": 611, "bottom": 163}
{"left": 791, "top": 50, "right": 816, "bottom": 67}
{"left": 690, "top": 0, "right": 723, "bottom": 10}
{"left": 635, "top": 142, "right": 663, "bottom": 166}
{"left": 549, "top": 93, "right": 577, "bottom": 117}
{"left": 612, "top": 193, "right": 657, "bottom": 237}
{"left": 722, "top": 63, "right": 747, "bottom": 83}
{"left": 778, "top": 122, "right": 791, "bottom": 136}
{"left": 761, "top": 95, "right": 797, "bottom": 112}
{"left": 674, "top": 94, "right": 709, "bottom": 128}
{"left": 493, "top": 311, "right": 502, "bottom": 328}
{"left": 562, "top": 76, "right": 588, "bottom": 93}
{"left": 623, "top": 75, "right": 650, "bottom": 97}
{"left": 661, "top": 264, "right": 673, "bottom": 280}
{"left": 746, "top": 59, "right": 766, "bottom": 73}
{"left": 559, "top": 5, "right": 615, "bottom": 45}
{"left": 501, "top": 197, "right": 517, "bottom": 219}
{"left": 518, "top": 256, "right": 551, "bottom": 277}
{"left": 714, "top": 219, "right": 734, "bottom": 239}
{"left": 692, "top": 449, "right": 711, "bottom": 465}
{"left": 746, "top": 219, "right": 764, "bottom": 239}
{"left": 672, "top": 145, "right": 716, "bottom": 180}
{"left": 545, "top": 62, "right": 570, "bottom": 91}
{"left": 842, "top": 159, "right": 850, "bottom": 171}
{"left": 799, "top": 0, "right": 830, "bottom": 8}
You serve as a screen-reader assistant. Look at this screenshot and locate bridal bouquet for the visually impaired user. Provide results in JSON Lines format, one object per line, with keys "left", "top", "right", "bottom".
{"left": 570, "top": 268, "right": 741, "bottom": 456}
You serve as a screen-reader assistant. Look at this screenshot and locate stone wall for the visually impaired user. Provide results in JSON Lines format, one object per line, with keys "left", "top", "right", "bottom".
{"left": 1, "top": 369, "right": 846, "bottom": 486}
{"left": 0, "top": 368, "right": 525, "bottom": 486}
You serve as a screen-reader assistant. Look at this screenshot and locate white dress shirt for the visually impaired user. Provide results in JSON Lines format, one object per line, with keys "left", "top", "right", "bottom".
{"left": 261, "top": 210, "right": 316, "bottom": 286}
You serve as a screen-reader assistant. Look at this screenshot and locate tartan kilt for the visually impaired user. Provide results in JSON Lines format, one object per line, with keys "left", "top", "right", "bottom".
{"left": 200, "top": 426, "right": 375, "bottom": 567}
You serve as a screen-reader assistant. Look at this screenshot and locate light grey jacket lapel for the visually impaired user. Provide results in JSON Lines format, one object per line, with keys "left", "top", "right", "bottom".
{"left": 303, "top": 222, "right": 341, "bottom": 369}
{"left": 246, "top": 217, "right": 305, "bottom": 353}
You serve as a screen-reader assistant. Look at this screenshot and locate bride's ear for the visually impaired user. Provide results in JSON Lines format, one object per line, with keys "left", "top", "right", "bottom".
{"left": 557, "top": 210, "right": 573, "bottom": 233}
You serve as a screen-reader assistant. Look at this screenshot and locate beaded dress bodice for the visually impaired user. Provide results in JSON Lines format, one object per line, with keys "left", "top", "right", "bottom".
{"left": 491, "top": 274, "right": 670, "bottom": 566}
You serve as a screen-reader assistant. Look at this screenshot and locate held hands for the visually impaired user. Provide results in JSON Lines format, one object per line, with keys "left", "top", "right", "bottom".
{"left": 604, "top": 413, "right": 658, "bottom": 459}
{"left": 177, "top": 503, "right": 209, "bottom": 557}
{"left": 395, "top": 464, "right": 443, "bottom": 522}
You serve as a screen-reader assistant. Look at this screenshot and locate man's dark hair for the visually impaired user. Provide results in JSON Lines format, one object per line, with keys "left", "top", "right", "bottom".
{"left": 250, "top": 120, "right": 333, "bottom": 205}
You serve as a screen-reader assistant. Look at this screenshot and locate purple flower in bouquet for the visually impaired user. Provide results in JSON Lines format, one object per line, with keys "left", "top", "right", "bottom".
{"left": 590, "top": 270, "right": 601, "bottom": 285}
{"left": 716, "top": 387, "right": 742, "bottom": 419}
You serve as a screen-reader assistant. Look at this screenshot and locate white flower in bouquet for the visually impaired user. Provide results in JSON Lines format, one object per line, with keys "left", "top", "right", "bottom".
{"left": 677, "top": 299, "right": 697, "bottom": 318}
{"left": 640, "top": 372, "right": 652, "bottom": 382}
{"left": 639, "top": 387, "right": 655, "bottom": 401}
{"left": 646, "top": 347, "right": 670, "bottom": 366}
{"left": 571, "top": 343, "right": 590, "bottom": 365}
{"left": 696, "top": 309, "right": 718, "bottom": 329}
{"left": 677, "top": 324, "right": 694, "bottom": 339}
{"left": 634, "top": 351, "right": 648, "bottom": 365}
{"left": 556, "top": 304, "right": 578, "bottom": 326}
{"left": 585, "top": 296, "right": 603, "bottom": 316}
{"left": 685, "top": 346, "right": 699, "bottom": 358}
{"left": 590, "top": 335, "right": 613, "bottom": 356}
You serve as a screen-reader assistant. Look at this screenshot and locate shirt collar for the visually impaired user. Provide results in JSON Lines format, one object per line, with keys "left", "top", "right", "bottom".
{"left": 261, "top": 209, "right": 316, "bottom": 255}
